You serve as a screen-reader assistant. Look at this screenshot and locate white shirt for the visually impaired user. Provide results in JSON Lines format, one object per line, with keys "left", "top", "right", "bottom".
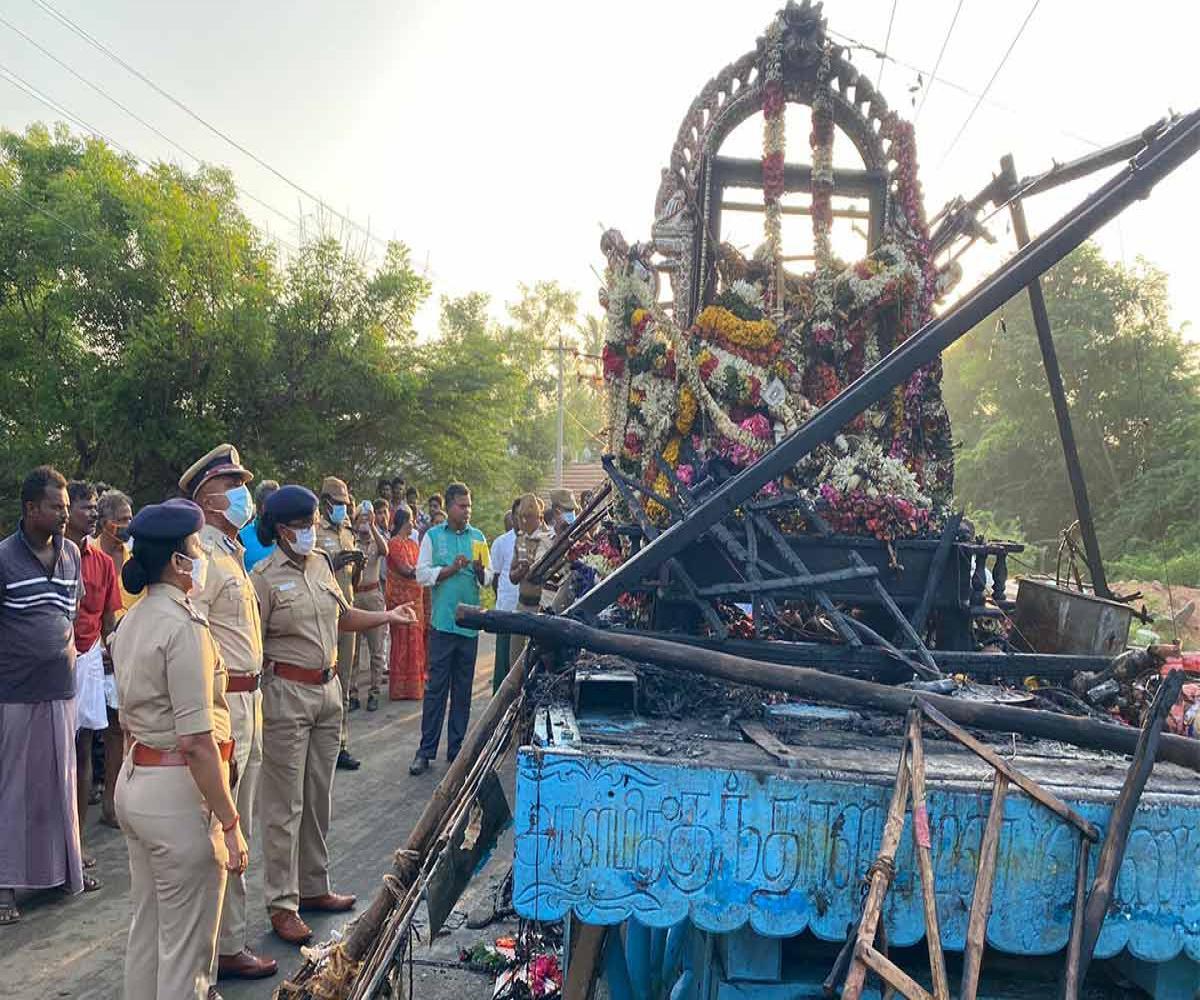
{"left": 415, "top": 529, "right": 496, "bottom": 589}
{"left": 490, "top": 529, "right": 518, "bottom": 612}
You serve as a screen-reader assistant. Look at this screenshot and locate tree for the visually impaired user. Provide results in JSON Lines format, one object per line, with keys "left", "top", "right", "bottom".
{"left": 0, "top": 123, "right": 596, "bottom": 539}
{"left": 943, "top": 242, "right": 1200, "bottom": 582}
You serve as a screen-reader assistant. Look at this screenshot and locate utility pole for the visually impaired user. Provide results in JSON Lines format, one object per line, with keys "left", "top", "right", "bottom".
{"left": 555, "top": 336, "right": 565, "bottom": 488}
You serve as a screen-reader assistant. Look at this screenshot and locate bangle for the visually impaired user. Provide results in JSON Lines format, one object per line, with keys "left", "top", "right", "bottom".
{"left": 221, "top": 812, "right": 240, "bottom": 833}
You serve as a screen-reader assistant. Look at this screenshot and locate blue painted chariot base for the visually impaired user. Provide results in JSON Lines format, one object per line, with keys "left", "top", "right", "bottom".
{"left": 513, "top": 720, "right": 1200, "bottom": 967}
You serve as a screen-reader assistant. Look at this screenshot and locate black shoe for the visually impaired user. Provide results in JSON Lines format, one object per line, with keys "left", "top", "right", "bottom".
{"left": 337, "top": 748, "right": 361, "bottom": 771}
{"left": 366, "top": 693, "right": 379, "bottom": 712}
{"left": 348, "top": 696, "right": 361, "bottom": 712}
{"left": 408, "top": 755, "right": 430, "bottom": 776}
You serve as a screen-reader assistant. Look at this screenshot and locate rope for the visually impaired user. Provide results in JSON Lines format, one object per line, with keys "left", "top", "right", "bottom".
{"left": 866, "top": 856, "right": 898, "bottom": 887}
{"left": 391, "top": 848, "right": 421, "bottom": 887}
{"left": 308, "top": 944, "right": 362, "bottom": 1000}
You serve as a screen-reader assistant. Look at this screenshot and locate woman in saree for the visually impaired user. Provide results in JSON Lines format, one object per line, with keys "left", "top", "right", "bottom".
{"left": 385, "top": 504, "right": 426, "bottom": 700}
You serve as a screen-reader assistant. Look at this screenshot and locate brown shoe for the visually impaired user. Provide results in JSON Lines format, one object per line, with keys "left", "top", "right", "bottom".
{"left": 299, "top": 891, "right": 356, "bottom": 913}
{"left": 218, "top": 948, "right": 278, "bottom": 979}
{"left": 270, "top": 908, "right": 313, "bottom": 945}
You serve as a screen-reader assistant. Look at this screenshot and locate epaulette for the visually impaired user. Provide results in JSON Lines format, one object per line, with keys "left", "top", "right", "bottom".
{"left": 182, "top": 598, "right": 210, "bottom": 626}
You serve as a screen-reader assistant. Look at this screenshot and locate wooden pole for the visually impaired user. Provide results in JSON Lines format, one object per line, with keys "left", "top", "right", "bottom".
{"left": 457, "top": 607, "right": 1200, "bottom": 771}
{"left": 918, "top": 700, "right": 1099, "bottom": 842}
{"left": 855, "top": 942, "right": 935, "bottom": 1000}
{"left": 286, "top": 645, "right": 536, "bottom": 997}
{"left": 841, "top": 714, "right": 913, "bottom": 1000}
{"left": 907, "top": 715, "right": 950, "bottom": 1000}
{"left": 1060, "top": 839, "right": 1091, "bottom": 1000}
{"left": 1002, "top": 154, "right": 1111, "bottom": 599}
{"left": 1073, "top": 669, "right": 1186, "bottom": 986}
{"left": 959, "top": 773, "right": 1010, "bottom": 1000}
{"left": 564, "top": 919, "right": 608, "bottom": 1000}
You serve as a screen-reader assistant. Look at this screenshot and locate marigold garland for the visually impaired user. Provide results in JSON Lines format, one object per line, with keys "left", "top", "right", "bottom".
{"left": 694, "top": 305, "right": 777, "bottom": 349}
{"left": 676, "top": 385, "right": 698, "bottom": 434}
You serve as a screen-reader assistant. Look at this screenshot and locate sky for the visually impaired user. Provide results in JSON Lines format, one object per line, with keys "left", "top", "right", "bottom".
{"left": 1, "top": 0, "right": 1198, "bottom": 341}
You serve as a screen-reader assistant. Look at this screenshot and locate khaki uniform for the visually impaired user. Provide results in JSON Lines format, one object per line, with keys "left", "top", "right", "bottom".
{"left": 316, "top": 517, "right": 357, "bottom": 740}
{"left": 191, "top": 523, "right": 263, "bottom": 957}
{"left": 510, "top": 527, "right": 555, "bottom": 668}
{"left": 252, "top": 547, "right": 349, "bottom": 913}
{"left": 111, "top": 584, "right": 232, "bottom": 1000}
{"left": 351, "top": 535, "right": 386, "bottom": 697}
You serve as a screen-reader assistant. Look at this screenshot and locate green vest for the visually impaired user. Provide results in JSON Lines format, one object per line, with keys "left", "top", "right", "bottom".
{"left": 426, "top": 522, "right": 487, "bottom": 638}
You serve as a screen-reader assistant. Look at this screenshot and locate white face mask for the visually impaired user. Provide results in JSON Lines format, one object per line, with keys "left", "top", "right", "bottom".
{"left": 290, "top": 525, "right": 316, "bottom": 556}
{"left": 177, "top": 552, "right": 208, "bottom": 594}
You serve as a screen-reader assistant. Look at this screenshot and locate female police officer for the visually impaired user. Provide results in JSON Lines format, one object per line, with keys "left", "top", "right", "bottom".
{"left": 251, "top": 485, "right": 416, "bottom": 945}
{"left": 110, "top": 498, "right": 247, "bottom": 1000}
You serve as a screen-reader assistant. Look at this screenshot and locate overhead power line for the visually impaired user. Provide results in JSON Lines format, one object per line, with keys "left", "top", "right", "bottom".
{"left": 938, "top": 0, "right": 1043, "bottom": 166}
{"left": 0, "top": 11, "right": 301, "bottom": 237}
{"left": 29, "top": 0, "right": 390, "bottom": 251}
{"left": 0, "top": 63, "right": 300, "bottom": 253}
{"left": 875, "top": 0, "right": 899, "bottom": 90}
{"left": 827, "top": 20, "right": 1099, "bottom": 150}
{"left": 914, "top": 0, "right": 963, "bottom": 122}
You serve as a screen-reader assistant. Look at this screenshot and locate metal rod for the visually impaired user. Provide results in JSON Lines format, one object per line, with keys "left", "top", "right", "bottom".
{"left": 1001, "top": 153, "right": 1111, "bottom": 599}
{"left": 694, "top": 564, "right": 879, "bottom": 597}
{"left": 570, "top": 109, "right": 1200, "bottom": 619}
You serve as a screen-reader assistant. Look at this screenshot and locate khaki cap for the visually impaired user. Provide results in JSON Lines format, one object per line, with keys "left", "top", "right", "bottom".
{"left": 178, "top": 444, "right": 252, "bottom": 497}
{"left": 320, "top": 476, "right": 351, "bottom": 503}
{"left": 549, "top": 488, "right": 579, "bottom": 511}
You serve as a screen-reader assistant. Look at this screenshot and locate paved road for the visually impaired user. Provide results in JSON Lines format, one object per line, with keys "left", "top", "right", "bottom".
{"left": 2, "top": 636, "right": 507, "bottom": 999}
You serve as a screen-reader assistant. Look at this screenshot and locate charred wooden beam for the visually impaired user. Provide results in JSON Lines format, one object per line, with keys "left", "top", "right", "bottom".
{"left": 619, "top": 629, "right": 1115, "bottom": 680}
{"left": 457, "top": 606, "right": 1200, "bottom": 771}
{"left": 693, "top": 564, "right": 878, "bottom": 597}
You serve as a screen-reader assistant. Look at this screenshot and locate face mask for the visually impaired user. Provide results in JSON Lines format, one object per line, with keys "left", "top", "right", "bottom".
{"left": 329, "top": 504, "right": 347, "bottom": 525}
{"left": 222, "top": 485, "right": 255, "bottom": 529}
{"left": 178, "top": 552, "right": 208, "bottom": 593}
{"left": 106, "top": 523, "right": 131, "bottom": 544}
{"left": 563, "top": 511, "right": 576, "bottom": 525}
{"left": 290, "top": 525, "right": 316, "bottom": 555}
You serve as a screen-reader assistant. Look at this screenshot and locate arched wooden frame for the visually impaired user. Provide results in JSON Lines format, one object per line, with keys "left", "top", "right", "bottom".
{"left": 652, "top": 1, "right": 906, "bottom": 323}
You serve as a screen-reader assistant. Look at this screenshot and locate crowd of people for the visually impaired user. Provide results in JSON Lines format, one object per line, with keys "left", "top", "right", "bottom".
{"left": 0, "top": 445, "right": 584, "bottom": 1000}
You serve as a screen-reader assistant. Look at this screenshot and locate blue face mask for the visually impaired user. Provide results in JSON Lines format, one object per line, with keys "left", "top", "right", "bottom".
{"left": 563, "top": 511, "right": 576, "bottom": 525}
{"left": 223, "top": 484, "right": 255, "bottom": 529}
{"left": 329, "top": 504, "right": 347, "bottom": 525}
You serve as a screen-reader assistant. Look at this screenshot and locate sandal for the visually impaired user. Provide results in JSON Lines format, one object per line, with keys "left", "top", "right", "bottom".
{"left": 0, "top": 903, "right": 20, "bottom": 925}
{"left": 82, "top": 873, "right": 102, "bottom": 892}
{"left": 83, "top": 854, "right": 97, "bottom": 870}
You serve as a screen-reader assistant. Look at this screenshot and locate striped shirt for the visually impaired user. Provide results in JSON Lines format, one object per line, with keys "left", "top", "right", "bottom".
{"left": 0, "top": 525, "right": 82, "bottom": 703}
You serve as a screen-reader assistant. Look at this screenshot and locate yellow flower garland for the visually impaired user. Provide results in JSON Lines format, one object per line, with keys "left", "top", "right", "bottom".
{"left": 695, "top": 305, "right": 777, "bottom": 349}
{"left": 676, "top": 386, "right": 698, "bottom": 435}
{"left": 663, "top": 436, "right": 681, "bottom": 465}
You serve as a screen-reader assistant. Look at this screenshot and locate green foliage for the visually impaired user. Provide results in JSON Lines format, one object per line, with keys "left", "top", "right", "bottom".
{"left": 0, "top": 124, "right": 601, "bottom": 540}
{"left": 943, "top": 242, "right": 1200, "bottom": 586}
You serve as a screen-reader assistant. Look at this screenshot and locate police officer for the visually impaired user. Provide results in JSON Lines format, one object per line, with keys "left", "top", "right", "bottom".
{"left": 110, "top": 499, "right": 247, "bottom": 1000}
{"left": 252, "top": 486, "right": 415, "bottom": 945}
{"left": 351, "top": 503, "right": 389, "bottom": 711}
{"left": 315, "top": 476, "right": 363, "bottom": 770}
{"left": 178, "top": 445, "right": 277, "bottom": 982}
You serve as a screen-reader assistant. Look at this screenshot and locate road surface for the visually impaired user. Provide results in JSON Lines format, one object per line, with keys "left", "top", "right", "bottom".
{"left": 2, "top": 636, "right": 511, "bottom": 1000}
